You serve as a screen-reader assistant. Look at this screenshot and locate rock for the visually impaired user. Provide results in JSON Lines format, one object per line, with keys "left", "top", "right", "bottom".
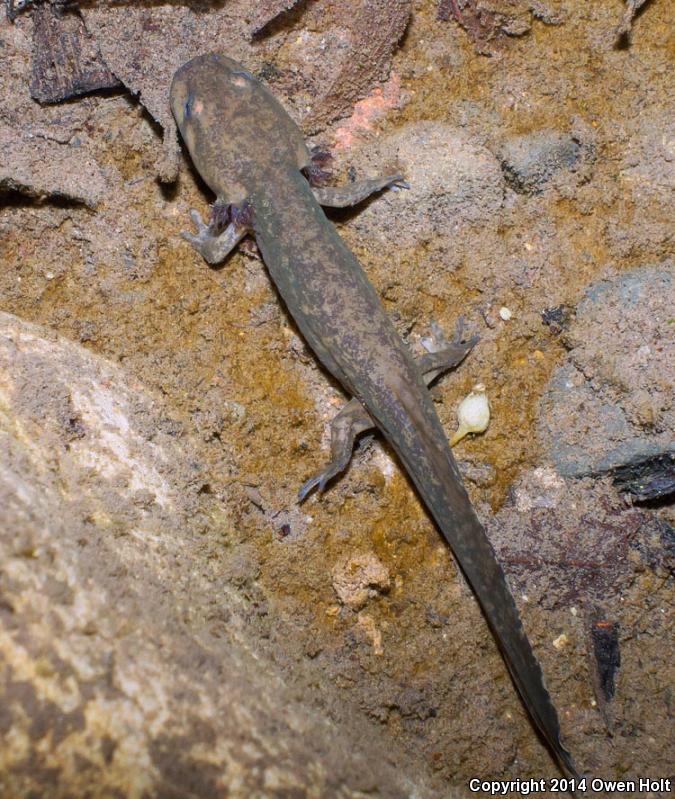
{"left": 332, "top": 552, "right": 390, "bottom": 609}
{"left": 457, "top": 458, "right": 497, "bottom": 488}
{"left": 350, "top": 121, "right": 504, "bottom": 248}
{"left": 499, "top": 129, "right": 582, "bottom": 194}
{"left": 539, "top": 363, "right": 640, "bottom": 477}
{"left": 0, "top": 21, "right": 109, "bottom": 208}
{"left": 511, "top": 467, "right": 566, "bottom": 512}
{"left": 539, "top": 264, "right": 674, "bottom": 478}
{"left": 489, "top": 471, "right": 667, "bottom": 609}
{"left": 488, "top": 471, "right": 672, "bottom": 760}
{"left": 618, "top": 109, "right": 674, "bottom": 205}
{"left": 0, "top": 122, "right": 108, "bottom": 209}
{"left": 0, "top": 311, "right": 435, "bottom": 799}
{"left": 605, "top": 109, "right": 674, "bottom": 259}
{"left": 611, "top": 453, "right": 675, "bottom": 502}
{"left": 294, "top": 0, "right": 411, "bottom": 133}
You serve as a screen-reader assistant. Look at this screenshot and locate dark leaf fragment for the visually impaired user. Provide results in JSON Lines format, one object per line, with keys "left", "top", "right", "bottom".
{"left": 590, "top": 618, "right": 620, "bottom": 702}
{"left": 612, "top": 454, "right": 675, "bottom": 503}
{"left": 31, "top": 2, "right": 120, "bottom": 103}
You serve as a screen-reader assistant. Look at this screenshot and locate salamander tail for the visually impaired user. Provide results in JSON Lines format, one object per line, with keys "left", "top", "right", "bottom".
{"left": 395, "top": 431, "right": 580, "bottom": 780}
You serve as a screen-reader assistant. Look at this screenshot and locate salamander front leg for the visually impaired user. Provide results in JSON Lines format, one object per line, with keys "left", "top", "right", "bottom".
{"left": 297, "top": 398, "right": 373, "bottom": 502}
{"left": 311, "top": 175, "right": 409, "bottom": 208}
{"left": 181, "top": 202, "right": 252, "bottom": 265}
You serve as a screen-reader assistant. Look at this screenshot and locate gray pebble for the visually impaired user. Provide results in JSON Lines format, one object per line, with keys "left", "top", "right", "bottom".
{"left": 539, "top": 264, "right": 674, "bottom": 478}
{"left": 499, "top": 130, "right": 581, "bottom": 194}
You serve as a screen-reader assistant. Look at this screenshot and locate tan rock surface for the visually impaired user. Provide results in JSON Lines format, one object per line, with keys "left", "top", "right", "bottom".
{"left": 0, "top": 312, "right": 438, "bottom": 799}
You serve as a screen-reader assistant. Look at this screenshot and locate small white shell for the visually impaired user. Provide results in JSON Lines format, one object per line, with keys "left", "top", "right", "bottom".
{"left": 449, "top": 383, "right": 490, "bottom": 446}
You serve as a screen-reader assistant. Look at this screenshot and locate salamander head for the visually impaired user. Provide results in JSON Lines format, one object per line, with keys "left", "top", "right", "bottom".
{"left": 170, "top": 53, "right": 310, "bottom": 198}
{"left": 170, "top": 54, "right": 257, "bottom": 134}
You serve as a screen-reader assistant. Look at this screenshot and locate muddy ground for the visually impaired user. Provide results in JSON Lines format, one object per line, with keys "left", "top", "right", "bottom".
{"left": 0, "top": 1, "right": 672, "bottom": 797}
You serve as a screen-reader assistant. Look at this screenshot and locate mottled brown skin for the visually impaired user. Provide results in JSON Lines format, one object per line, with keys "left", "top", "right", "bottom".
{"left": 170, "top": 53, "right": 579, "bottom": 781}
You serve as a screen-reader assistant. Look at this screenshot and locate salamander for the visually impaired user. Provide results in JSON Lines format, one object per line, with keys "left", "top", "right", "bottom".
{"left": 170, "top": 52, "right": 579, "bottom": 780}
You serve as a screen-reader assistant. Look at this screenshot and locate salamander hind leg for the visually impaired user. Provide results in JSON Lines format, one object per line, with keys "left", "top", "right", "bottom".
{"left": 298, "top": 398, "right": 373, "bottom": 502}
{"left": 299, "top": 321, "right": 479, "bottom": 502}
{"left": 417, "top": 318, "right": 479, "bottom": 383}
{"left": 181, "top": 201, "right": 252, "bottom": 265}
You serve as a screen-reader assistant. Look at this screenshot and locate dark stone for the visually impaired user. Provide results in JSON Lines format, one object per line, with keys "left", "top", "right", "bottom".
{"left": 612, "top": 453, "right": 675, "bottom": 502}
{"left": 500, "top": 130, "right": 581, "bottom": 194}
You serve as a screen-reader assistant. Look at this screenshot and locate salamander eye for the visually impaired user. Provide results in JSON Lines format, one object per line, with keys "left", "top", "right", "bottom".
{"left": 231, "top": 69, "right": 253, "bottom": 81}
{"left": 183, "top": 93, "right": 193, "bottom": 120}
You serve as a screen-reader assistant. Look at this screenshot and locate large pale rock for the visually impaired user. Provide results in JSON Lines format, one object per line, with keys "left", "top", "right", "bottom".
{"left": 0, "top": 312, "right": 437, "bottom": 799}
{"left": 349, "top": 121, "right": 504, "bottom": 248}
